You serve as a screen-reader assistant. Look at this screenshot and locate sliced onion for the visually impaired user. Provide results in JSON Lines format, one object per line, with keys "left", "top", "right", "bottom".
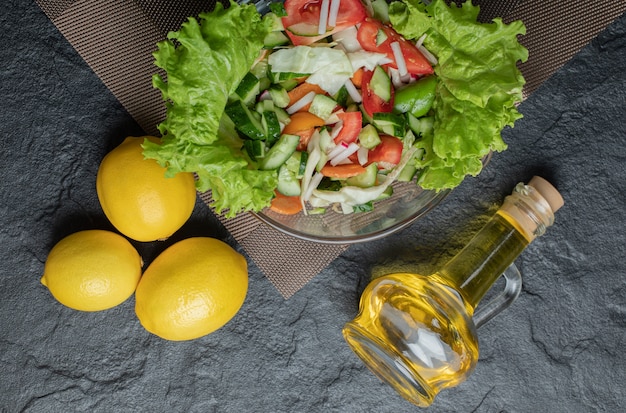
{"left": 415, "top": 33, "right": 427, "bottom": 48}
{"left": 340, "top": 203, "right": 354, "bottom": 214}
{"left": 327, "top": 141, "right": 349, "bottom": 159}
{"left": 334, "top": 157, "right": 353, "bottom": 165}
{"left": 303, "top": 172, "right": 325, "bottom": 201}
{"left": 328, "top": 0, "right": 341, "bottom": 27}
{"left": 325, "top": 109, "right": 343, "bottom": 125}
{"left": 388, "top": 67, "right": 403, "bottom": 89}
{"left": 318, "top": 0, "right": 330, "bottom": 35}
{"left": 417, "top": 43, "right": 438, "bottom": 66}
{"left": 329, "top": 142, "right": 360, "bottom": 166}
{"left": 330, "top": 122, "right": 343, "bottom": 139}
{"left": 390, "top": 41, "right": 408, "bottom": 77}
{"left": 357, "top": 146, "right": 369, "bottom": 165}
{"left": 344, "top": 78, "right": 362, "bottom": 103}
{"left": 287, "top": 91, "right": 316, "bottom": 114}
{"left": 332, "top": 26, "right": 361, "bottom": 53}
{"left": 258, "top": 90, "right": 271, "bottom": 101}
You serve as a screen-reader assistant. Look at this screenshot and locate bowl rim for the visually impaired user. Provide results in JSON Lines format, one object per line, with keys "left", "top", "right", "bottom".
{"left": 252, "top": 189, "right": 451, "bottom": 244}
{"left": 251, "top": 152, "right": 492, "bottom": 244}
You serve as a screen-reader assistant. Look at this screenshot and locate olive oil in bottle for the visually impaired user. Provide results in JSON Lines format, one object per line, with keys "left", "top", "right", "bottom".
{"left": 343, "top": 177, "right": 564, "bottom": 407}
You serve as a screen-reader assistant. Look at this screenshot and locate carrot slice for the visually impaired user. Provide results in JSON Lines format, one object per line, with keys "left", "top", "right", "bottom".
{"left": 287, "top": 82, "right": 326, "bottom": 108}
{"left": 269, "top": 191, "right": 303, "bottom": 215}
{"left": 351, "top": 68, "right": 365, "bottom": 88}
{"left": 320, "top": 163, "right": 367, "bottom": 178}
{"left": 283, "top": 112, "right": 325, "bottom": 135}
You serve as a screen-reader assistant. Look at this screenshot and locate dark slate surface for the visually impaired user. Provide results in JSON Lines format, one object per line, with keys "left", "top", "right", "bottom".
{"left": 1, "top": 2, "right": 625, "bottom": 412}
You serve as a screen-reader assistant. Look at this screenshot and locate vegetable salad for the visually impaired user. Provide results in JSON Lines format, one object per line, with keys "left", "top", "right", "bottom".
{"left": 144, "top": 0, "right": 528, "bottom": 217}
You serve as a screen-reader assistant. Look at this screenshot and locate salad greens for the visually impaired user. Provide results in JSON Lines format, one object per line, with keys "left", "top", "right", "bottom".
{"left": 144, "top": 1, "right": 277, "bottom": 215}
{"left": 143, "top": 0, "right": 527, "bottom": 217}
{"left": 388, "top": 0, "right": 527, "bottom": 189}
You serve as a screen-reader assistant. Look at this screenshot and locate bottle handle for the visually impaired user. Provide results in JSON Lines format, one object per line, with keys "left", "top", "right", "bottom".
{"left": 473, "top": 263, "right": 522, "bottom": 329}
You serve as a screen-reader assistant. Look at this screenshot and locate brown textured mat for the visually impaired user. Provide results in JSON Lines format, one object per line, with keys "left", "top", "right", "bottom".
{"left": 36, "top": 0, "right": 626, "bottom": 298}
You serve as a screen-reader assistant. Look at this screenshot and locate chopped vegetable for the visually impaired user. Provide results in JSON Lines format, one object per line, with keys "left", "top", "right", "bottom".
{"left": 320, "top": 163, "right": 368, "bottom": 178}
{"left": 270, "top": 191, "right": 304, "bottom": 214}
{"left": 143, "top": 1, "right": 276, "bottom": 217}
{"left": 357, "top": 18, "right": 434, "bottom": 76}
{"left": 282, "top": 0, "right": 368, "bottom": 45}
{"left": 388, "top": 0, "right": 527, "bottom": 189}
{"left": 145, "top": 0, "right": 527, "bottom": 217}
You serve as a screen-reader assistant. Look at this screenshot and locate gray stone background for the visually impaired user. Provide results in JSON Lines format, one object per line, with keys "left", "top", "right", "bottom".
{"left": 1, "top": 1, "right": 625, "bottom": 412}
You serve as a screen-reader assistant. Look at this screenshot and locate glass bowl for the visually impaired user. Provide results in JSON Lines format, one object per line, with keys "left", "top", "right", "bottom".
{"left": 253, "top": 181, "right": 450, "bottom": 244}
{"left": 253, "top": 153, "right": 491, "bottom": 244}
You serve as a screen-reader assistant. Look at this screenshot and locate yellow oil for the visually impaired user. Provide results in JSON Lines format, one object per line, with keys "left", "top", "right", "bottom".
{"left": 343, "top": 212, "right": 530, "bottom": 407}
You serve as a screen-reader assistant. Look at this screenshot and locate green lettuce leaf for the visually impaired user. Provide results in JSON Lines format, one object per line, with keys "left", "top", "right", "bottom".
{"left": 389, "top": 0, "right": 528, "bottom": 190}
{"left": 142, "top": 1, "right": 276, "bottom": 217}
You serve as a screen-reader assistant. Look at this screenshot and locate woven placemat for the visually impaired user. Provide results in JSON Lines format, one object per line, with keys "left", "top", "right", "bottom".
{"left": 36, "top": 0, "right": 626, "bottom": 298}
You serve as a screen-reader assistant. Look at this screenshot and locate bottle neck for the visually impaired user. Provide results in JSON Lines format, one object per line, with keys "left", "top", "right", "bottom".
{"left": 435, "top": 182, "right": 556, "bottom": 310}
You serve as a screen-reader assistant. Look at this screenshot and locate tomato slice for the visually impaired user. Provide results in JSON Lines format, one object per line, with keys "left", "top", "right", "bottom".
{"left": 333, "top": 111, "right": 363, "bottom": 144}
{"left": 367, "top": 135, "right": 403, "bottom": 169}
{"left": 357, "top": 18, "right": 434, "bottom": 76}
{"left": 361, "top": 68, "right": 394, "bottom": 118}
{"left": 282, "top": 0, "right": 368, "bottom": 46}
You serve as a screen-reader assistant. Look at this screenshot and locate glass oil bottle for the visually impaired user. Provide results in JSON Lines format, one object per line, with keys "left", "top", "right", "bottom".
{"left": 343, "top": 176, "right": 564, "bottom": 407}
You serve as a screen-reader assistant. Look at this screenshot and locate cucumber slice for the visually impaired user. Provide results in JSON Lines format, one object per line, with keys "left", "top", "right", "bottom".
{"left": 277, "top": 164, "right": 301, "bottom": 196}
{"left": 333, "top": 85, "right": 349, "bottom": 107}
{"left": 274, "top": 106, "right": 291, "bottom": 125}
{"left": 369, "top": 66, "right": 391, "bottom": 102}
{"left": 256, "top": 99, "right": 275, "bottom": 114}
{"left": 225, "top": 99, "right": 266, "bottom": 140}
{"left": 256, "top": 99, "right": 290, "bottom": 126}
{"left": 279, "top": 78, "right": 300, "bottom": 92}
{"left": 286, "top": 22, "right": 320, "bottom": 37}
{"left": 359, "top": 104, "right": 374, "bottom": 124}
{"left": 264, "top": 31, "right": 290, "bottom": 48}
{"left": 284, "top": 151, "right": 308, "bottom": 179}
{"left": 309, "top": 94, "right": 337, "bottom": 121}
{"left": 298, "top": 151, "right": 308, "bottom": 177}
{"left": 406, "top": 114, "right": 434, "bottom": 138}
{"left": 243, "top": 139, "right": 266, "bottom": 161}
{"left": 270, "top": 71, "right": 307, "bottom": 84}
{"left": 346, "top": 163, "right": 378, "bottom": 188}
{"left": 262, "top": 110, "right": 281, "bottom": 144}
{"left": 376, "top": 29, "right": 388, "bottom": 46}
{"left": 357, "top": 124, "right": 381, "bottom": 149}
{"left": 397, "top": 163, "right": 418, "bottom": 182}
{"left": 318, "top": 128, "right": 335, "bottom": 153}
{"left": 268, "top": 85, "right": 290, "bottom": 108}
{"left": 234, "top": 72, "right": 260, "bottom": 106}
{"left": 259, "top": 134, "right": 300, "bottom": 170}
{"left": 373, "top": 112, "right": 406, "bottom": 137}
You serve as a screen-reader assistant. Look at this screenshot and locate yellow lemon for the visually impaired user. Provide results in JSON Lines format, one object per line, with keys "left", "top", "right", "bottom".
{"left": 135, "top": 237, "right": 248, "bottom": 341}
{"left": 41, "top": 230, "right": 143, "bottom": 311}
{"left": 96, "top": 136, "right": 196, "bottom": 242}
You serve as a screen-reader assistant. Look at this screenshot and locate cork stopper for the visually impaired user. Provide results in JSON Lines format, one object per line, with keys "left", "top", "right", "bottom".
{"left": 528, "top": 176, "right": 564, "bottom": 213}
{"left": 499, "top": 176, "right": 564, "bottom": 241}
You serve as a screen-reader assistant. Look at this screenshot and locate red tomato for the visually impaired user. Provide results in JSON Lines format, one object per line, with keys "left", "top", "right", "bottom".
{"left": 357, "top": 18, "right": 434, "bottom": 76}
{"left": 361, "top": 68, "right": 394, "bottom": 118}
{"left": 282, "top": 0, "right": 368, "bottom": 46}
{"left": 368, "top": 135, "right": 403, "bottom": 169}
{"left": 333, "top": 111, "right": 363, "bottom": 144}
